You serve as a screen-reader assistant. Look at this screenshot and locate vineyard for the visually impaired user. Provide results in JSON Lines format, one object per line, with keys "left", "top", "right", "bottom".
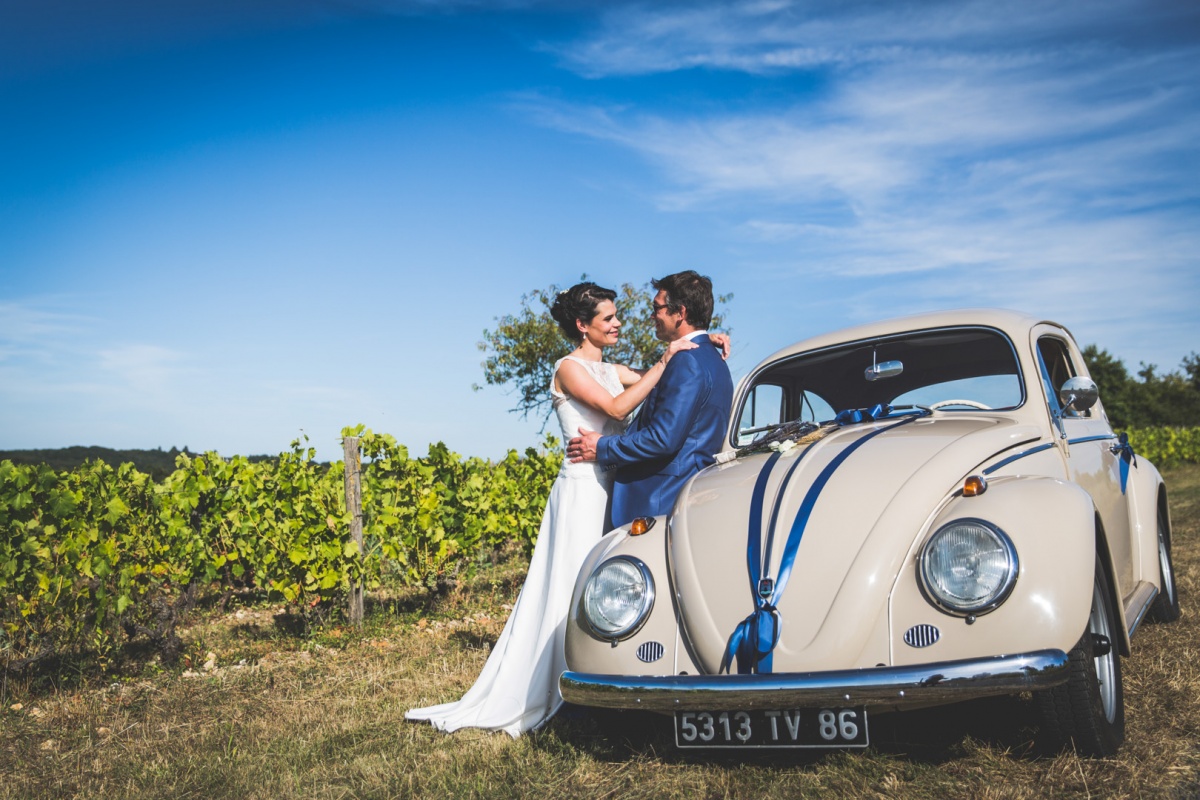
{"left": 0, "top": 426, "right": 559, "bottom": 671}
{"left": 2, "top": 426, "right": 1198, "bottom": 673}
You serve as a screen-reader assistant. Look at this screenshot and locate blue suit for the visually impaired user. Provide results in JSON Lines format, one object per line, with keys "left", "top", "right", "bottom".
{"left": 598, "top": 333, "right": 734, "bottom": 529}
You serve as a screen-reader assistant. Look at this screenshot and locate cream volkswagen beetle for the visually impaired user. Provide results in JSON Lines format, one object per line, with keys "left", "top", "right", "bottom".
{"left": 560, "top": 309, "right": 1180, "bottom": 757}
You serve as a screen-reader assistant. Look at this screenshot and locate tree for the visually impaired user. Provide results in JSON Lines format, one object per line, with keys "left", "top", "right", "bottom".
{"left": 1082, "top": 346, "right": 1200, "bottom": 428}
{"left": 476, "top": 277, "right": 732, "bottom": 422}
{"left": 1182, "top": 352, "right": 1200, "bottom": 392}
{"left": 1082, "top": 345, "right": 1133, "bottom": 429}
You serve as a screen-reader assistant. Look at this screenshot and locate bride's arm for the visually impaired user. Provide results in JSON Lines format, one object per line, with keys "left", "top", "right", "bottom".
{"left": 619, "top": 334, "right": 731, "bottom": 386}
{"left": 557, "top": 340, "right": 696, "bottom": 421}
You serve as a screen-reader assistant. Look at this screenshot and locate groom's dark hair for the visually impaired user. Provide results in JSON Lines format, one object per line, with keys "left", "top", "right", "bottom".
{"left": 652, "top": 270, "right": 714, "bottom": 329}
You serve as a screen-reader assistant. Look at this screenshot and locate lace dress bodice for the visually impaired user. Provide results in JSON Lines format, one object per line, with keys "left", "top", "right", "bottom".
{"left": 551, "top": 356, "right": 628, "bottom": 476}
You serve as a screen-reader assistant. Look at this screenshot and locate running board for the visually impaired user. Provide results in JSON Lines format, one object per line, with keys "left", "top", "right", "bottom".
{"left": 1124, "top": 580, "right": 1158, "bottom": 639}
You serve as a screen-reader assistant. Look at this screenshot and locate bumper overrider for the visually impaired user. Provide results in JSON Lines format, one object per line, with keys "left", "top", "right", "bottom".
{"left": 560, "top": 649, "right": 1069, "bottom": 712}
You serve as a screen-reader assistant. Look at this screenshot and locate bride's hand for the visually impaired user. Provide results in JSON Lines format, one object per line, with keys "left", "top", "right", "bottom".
{"left": 709, "top": 332, "right": 732, "bottom": 360}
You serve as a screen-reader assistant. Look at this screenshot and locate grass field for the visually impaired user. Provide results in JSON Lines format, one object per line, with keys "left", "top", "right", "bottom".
{"left": 3, "top": 466, "right": 1199, "bottom": 799}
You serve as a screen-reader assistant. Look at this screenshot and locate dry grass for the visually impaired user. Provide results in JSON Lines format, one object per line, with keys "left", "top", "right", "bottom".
{"left": 3, "top": 467, "right": 1200, "bottom": 799}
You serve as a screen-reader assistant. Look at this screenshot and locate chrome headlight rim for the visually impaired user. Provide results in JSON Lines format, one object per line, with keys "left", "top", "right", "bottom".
{"left": 581, "top": 555, "right": 656, "bottom": 643}
{"left": 918, "top": 517, "right": 1018, "bottom": 617}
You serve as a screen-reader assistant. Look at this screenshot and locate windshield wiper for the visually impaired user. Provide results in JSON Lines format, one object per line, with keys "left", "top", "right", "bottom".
{"left": 890, "top": 403, "right": 932, "bottom": 414}
{"left": 749, "top": 419, "right": 821, "bottom": 447}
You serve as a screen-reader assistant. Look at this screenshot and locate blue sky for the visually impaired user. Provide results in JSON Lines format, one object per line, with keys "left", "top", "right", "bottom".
{"left": 2, "top": 0, "right": 1198, "bottom": 462}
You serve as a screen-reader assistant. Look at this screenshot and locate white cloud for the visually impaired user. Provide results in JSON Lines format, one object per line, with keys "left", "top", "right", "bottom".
{"left": 523, "top": 2, "right": 1200, "bottom": 282}
{"left": 739, "top": 219, "right": 809, "bottom": 241}
{"left": 530, "top": 44, "right": 1199, "bottom": 211}
{"left": 0, "top": 301, "right": 91, "bottom": 348}
{"left": 96, "top": 344, "right": 186, "bottom": 395}
{"left": 554, "top": 1, "right": 1197, "bottom": 78}
{"left": 521, "top": 0, "right": 1200, "bottom": 372}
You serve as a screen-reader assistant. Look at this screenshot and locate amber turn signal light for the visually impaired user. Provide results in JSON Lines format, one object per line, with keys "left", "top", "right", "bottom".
{"left": 962, "top": 475, "right": 988, "bottom": 497}
{"left": 629, "top": 517, "right": 656, "bottom": 536}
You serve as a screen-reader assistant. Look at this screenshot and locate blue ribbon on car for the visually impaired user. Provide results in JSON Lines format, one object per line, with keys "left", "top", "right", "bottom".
{"left": 1114, "top": 431, "right": 1137, "bottom": 494}
{"left": 720, "top": 405, "right": 929, "bottom": 675}
{"left": 833, "top": 402, "right": 892, "bottom": 426}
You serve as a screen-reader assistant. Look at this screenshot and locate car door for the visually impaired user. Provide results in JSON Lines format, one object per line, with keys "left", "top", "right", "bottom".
{"left": 1033, "top": 326, "right": 1135, "bottom": 595}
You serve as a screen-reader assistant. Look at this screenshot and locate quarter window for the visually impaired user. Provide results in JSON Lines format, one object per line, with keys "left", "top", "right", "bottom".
{"left": 1036, "top": 337, "right": 1089, "bottom": 417}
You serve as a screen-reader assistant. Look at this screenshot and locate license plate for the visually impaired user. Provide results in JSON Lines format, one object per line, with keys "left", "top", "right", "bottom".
{"left": 674, "top": 707, "right": 868, "bottom": 749}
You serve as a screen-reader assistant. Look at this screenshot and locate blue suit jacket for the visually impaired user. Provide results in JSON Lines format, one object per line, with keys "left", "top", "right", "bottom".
{"left": 598, "top": 333, "right": 734, "bottom": 529}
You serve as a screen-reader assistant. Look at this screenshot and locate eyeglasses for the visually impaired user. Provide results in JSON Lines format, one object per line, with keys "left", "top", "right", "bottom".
{"left": 651, "top": 302, "right": 670, "bottom": 314}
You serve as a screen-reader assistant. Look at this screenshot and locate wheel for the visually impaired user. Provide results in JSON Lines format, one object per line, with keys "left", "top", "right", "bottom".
{"left": 1149, "top": 507, "right": 1181, "bottom": 623}
{"left": 1035, "top": 557, "right": 1125, "bottom": 756}
{"left": 929, "top": 399, "right": 992, "bottom": 410}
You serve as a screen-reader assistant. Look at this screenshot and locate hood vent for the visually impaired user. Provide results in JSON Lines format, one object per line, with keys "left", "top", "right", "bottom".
{"left": 636, "top": 641, "right": 665, "bottom": 663}
{"left": 903, "top": 624, "right": 941, "bottom": 648}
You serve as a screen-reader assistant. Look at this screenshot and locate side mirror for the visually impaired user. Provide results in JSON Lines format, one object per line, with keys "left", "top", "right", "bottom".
{"left": 1058, "top": 376, "right": 1099, "bottom": 413}
{"left": 865, "top": 360, "right": 904, "bottom": 382}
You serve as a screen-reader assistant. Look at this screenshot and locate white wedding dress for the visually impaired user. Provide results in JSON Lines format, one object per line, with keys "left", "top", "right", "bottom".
{"left": 406, "top": 356, "right": 627, "bottom": 737}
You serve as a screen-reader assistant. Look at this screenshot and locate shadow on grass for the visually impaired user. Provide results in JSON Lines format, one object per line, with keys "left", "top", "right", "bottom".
{"left": 369, "top": 556, "right": 528, "bottom": 620}
{"left": 542, "top": 695, "right": 1042, "bottom": 767}
{"left": 868, "top": 695, "right": 1041, "bottom": 762}
{"left": 449, "top": 628, "right": 500, "bottom": 651}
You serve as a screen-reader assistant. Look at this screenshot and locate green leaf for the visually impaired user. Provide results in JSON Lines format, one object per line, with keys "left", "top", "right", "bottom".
{"left": 105, "top": 496, "right": 130, "bottom": 523}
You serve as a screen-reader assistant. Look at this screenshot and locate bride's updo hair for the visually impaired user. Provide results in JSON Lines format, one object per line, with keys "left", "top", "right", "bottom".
{"left": 549, "top": 281, "right": 618, "bottom": 343}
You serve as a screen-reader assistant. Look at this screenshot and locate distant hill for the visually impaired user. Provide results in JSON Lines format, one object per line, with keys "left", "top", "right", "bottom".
{"left": 0, "top": 446, "right": 276, "bottom": 481}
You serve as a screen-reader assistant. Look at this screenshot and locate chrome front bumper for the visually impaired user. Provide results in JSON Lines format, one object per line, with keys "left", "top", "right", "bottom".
{"left": 560, "top": 649, "right": 1069, "bottom": 712}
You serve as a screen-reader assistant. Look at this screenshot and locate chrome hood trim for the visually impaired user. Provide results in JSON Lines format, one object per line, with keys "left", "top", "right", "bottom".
{"left": 561, "top": 649, "right": 1068, "bottom": 711}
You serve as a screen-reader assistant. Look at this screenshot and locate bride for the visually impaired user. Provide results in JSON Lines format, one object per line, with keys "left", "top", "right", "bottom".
{"left": 406, "top": 281, "right": 727, "bottom": 737}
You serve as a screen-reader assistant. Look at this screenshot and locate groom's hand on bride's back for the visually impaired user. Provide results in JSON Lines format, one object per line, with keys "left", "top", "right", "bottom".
{"left": 567, "top": 428, "right": 600, "bottom": 463}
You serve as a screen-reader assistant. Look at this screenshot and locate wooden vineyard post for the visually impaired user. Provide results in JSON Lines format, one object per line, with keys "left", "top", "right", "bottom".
{"left": 343, "top": 435, "right": 365, "bottom": 627}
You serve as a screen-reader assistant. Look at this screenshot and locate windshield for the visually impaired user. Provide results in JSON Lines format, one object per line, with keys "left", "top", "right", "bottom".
{"left": 735, "top": 326, "right": 1025, "bottom": 446}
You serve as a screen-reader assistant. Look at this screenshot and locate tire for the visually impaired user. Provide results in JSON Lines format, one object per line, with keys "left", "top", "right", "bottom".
{"left": 1035, "top": 557, "right": 1125, "bottom": 756}
{"left": 1149, "top": 507, "right": 1181, "bottom": 623}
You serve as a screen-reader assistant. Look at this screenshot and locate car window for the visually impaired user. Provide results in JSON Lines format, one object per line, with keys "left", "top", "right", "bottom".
{"left": 738, "top": 384, "right": 785, "bottom": 443}
{"left": 800, "top": 391, "right": 835, "bottom": 424}
{"left": 892, "top": 376, "right": 1022, "bottom": 409}
{"left": 1036, "top": 336, "right": 1090, "bottom": 418}
{"left": 734, "top": 327, "right": 1024, "bottom": 443}
{"left": 736, "top": 385, "right": 833, "bottom": 445}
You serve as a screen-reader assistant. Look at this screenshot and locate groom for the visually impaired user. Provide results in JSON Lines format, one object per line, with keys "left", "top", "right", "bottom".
{"left": 567, "top": 270, "right": 734, "bottom": 529}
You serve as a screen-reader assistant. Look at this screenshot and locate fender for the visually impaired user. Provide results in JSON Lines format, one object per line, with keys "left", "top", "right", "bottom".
{"left": 889, "top": 475, "right": 1098, "bottom": 665}
{"left": 563, "top": 517, "right": 691, "bottom": 676}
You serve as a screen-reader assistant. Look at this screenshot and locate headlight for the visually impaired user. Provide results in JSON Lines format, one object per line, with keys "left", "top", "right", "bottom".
{"left": 582, "top": 556, "right": 655, "bottom": 641}
{"left": 919, "top": 518, "right": 1017, "bottom": 616}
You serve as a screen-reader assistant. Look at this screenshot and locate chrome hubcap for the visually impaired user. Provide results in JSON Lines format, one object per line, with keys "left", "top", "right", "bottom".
{"left": 1159, "top": 521, "right": 1176, "bottom": 604}
{"left": 1090, "top": 579, "right": 1117, "bottom": 722}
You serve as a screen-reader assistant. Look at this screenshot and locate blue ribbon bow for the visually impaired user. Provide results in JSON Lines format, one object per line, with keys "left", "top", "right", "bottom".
{"left": 1115, "top": 431, "right": 1137, "bottom": 494}
{"left": 834, "top": 403, "right": 892, "bottom": 426}
{"left": 721, "top": 405, "right": 926, "bottom": 674}
{"left": 720, "top": 450, "right": 786, "bottom": 674}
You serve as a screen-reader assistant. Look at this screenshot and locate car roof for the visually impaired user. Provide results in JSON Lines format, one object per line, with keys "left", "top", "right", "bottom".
{"left": 751, "top": 308, "right": 1067, "bottom": 370}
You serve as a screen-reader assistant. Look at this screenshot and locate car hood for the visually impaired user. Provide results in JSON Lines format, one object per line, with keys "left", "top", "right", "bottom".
{"left": 668, "top": 415, "right": 1043, "bottom": 674}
